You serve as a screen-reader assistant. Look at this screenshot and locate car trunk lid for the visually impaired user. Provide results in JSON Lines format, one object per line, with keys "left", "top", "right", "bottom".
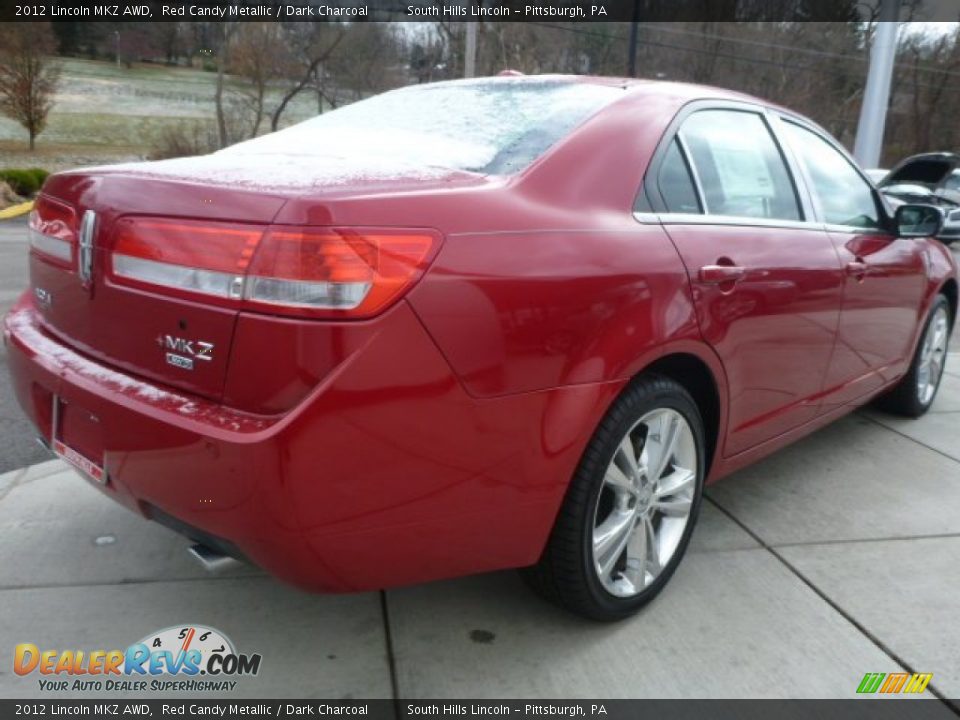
{"left": 28, "top": 156, "right": 477, "bottom": 403}
{"left": 29, "top": 170, "right": 289, "bottom": 402}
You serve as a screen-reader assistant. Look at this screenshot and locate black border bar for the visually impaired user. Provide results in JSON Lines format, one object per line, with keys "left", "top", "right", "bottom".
{"left": 1, "top": 700, "right": 958, "bottom": 719}
{"left": 5, "top": 0, "right": 960, "bottom": 24}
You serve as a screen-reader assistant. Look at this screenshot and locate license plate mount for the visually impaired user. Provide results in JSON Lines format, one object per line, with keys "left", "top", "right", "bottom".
{"left": 51, "top": 395, "right": 107, "bottom": 485}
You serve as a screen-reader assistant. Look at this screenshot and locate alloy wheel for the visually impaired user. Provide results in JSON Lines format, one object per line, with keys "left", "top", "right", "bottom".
{"left": 917, "top": 306, "right": 949, "bottom": 406}
{"left": 591, "top": 408, "right": 697, "bottom": 598}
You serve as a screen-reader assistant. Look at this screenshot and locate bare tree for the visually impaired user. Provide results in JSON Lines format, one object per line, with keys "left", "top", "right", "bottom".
{"left": 328, "top": 24, "right": 405, "bottom": 103}
{"left": 0, "top": 22, "right": 60, "bottom": 151}
{"left": 269, "top": 24, "right": 346, "bottom": 131}
{"left": 899, "top": 28, "right": 960, "bottom": 157}
{"left": 230, "top": 23, "right": 281, "bottom": 138}
{"left": 214, "top": 21, "right": 240, "bottom": 149}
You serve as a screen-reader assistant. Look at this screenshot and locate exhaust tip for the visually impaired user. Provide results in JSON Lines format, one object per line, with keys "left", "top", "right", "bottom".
{"left": 187, "top": 543, "right": 240, "bottom": 573}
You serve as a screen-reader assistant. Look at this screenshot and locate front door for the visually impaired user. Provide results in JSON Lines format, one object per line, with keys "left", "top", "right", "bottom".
{"left": 777, "top": 120, "right": 928, "bottom": 410}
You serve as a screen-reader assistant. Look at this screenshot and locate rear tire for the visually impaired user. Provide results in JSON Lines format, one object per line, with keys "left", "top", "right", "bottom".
{"left": 876, "top": 295, "right": 951, "bottom": 417}
{"left": 523, "top": 375, "right": 705, "bottom": 621}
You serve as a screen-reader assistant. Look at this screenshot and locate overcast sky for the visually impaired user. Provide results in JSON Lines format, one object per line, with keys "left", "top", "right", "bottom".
{"left": 905, "top": 21, "right": 959, "bottom": 36}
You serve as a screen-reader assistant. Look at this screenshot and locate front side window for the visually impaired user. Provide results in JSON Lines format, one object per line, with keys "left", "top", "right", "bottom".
{"left": 781, "top": 121, "right": 881, "bottom": 229}
{"left": 678, "top": 110, "right": 801, "bottom": 221}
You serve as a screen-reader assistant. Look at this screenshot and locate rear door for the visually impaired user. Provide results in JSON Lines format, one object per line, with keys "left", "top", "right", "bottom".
{"left": 777, "top": 119, "right": 928, "bottom": 409}
{"left": 642, "top": 104, "right": 844, "bottom": 456}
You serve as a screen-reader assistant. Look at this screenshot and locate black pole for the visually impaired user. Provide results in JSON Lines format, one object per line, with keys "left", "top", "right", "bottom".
{"left": 627, "top": 0, "right": 640, "bottom": 77}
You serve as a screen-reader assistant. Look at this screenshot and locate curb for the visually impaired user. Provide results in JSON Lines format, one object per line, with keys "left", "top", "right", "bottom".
{"left": 0, "top": 200, "right": 34, "bottom": 220}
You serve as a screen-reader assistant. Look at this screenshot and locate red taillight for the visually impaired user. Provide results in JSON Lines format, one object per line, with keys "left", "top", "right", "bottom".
{"left": 245, "top": 229, "right": 439, "bottom": 317}
{"left": 29, "top": 196, "right": 77, "bottom": 267}
{"left": 109, "top": 218, "right": 440, "bottom": 318}
{"left": 112, "top": 218, "right": 264, "bottom": 301}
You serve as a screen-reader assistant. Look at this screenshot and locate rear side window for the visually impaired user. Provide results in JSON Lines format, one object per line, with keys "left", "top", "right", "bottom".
{"left": 781, "top": 122, "right": 881, "bottom": 230}
{"left": 679, "top": 110, "right": 801, "bottom": 221}
{"left": 658, "top": 139, "right": 701, "bottom": 214}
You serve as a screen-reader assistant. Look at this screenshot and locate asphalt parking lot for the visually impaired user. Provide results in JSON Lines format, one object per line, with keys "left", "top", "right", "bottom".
{"left": 0, "top": 219, "right": 49, "bottom": 473}
{"left": 1, "top": 216, "right": 959, "bottom": 703}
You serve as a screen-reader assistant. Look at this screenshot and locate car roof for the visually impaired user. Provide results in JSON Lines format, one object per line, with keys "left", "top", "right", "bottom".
{"left": 458, "top": 73, "right": 773, "bottom": 101}
{"left": 450, "top": 74, "right": 799, "bottom": 123}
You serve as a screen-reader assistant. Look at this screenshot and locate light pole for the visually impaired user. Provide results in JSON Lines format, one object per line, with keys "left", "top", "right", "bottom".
{"left": 627, "top": 0, "right": 640, "bottom": 77}
{"left": 465, "top": 22, "right": 477, "bottom": 78}
{"left": 853, "top": 0, "right": 902, "bottom": 168}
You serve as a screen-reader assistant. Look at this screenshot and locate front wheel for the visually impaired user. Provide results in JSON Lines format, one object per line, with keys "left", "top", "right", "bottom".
{"left": 877, "top": 294, "right": 951, "bottom": 417}
{"left": 523, "top": 375, "right": 705, "bottom": 621}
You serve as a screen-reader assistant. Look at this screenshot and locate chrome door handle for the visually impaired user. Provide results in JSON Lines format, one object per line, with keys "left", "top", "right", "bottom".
{"left": 698, "top": 265, "right": 747, "bottom": 284}
{"left": 846, "top": 260, "right": 869, "bottom": 277}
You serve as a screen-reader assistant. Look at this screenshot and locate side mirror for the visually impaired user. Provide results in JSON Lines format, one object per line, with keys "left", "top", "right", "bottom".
{"left": 894, "top": 204, "right": 944, "bottom": 238}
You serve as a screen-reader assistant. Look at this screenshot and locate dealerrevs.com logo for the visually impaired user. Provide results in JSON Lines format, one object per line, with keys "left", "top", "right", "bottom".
{"left": 14, "top": 625, "right": 262, "bottom": 693}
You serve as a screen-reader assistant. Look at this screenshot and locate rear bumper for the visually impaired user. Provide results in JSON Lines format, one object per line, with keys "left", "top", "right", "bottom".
{"left": 4, "top": 293, "right": 612, "bottom": 591}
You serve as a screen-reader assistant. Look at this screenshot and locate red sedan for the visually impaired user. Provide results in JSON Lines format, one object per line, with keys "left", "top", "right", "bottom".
{"left": 4, "top": 76, "right": 956, "bottom": 620}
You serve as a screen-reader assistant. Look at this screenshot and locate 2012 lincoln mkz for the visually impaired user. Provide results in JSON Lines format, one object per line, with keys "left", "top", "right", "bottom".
{"left": 4, "top": 76, "right": 956, "bottom": 620}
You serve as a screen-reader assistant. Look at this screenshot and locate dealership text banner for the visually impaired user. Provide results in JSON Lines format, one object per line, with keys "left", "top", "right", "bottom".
{"left": 7, "top": 0, "right": 960, "bottom": 23}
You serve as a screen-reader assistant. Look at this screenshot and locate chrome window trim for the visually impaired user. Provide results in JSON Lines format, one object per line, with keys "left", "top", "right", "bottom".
{"left": 663, "top": 214, "right": 817, "bottom": 231}
{"left": 633, "top": 212, "right": 661, "bottom": 225}
{"left": 633, "top": 211, "right": 828, "bottom": 232}
{"left": 822, "top": 222, "right": 890, "bottom": 235}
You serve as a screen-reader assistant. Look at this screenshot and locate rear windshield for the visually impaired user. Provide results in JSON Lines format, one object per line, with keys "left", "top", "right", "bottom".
{"left": 226, "top": 79, "right": 625, "bottom": 176}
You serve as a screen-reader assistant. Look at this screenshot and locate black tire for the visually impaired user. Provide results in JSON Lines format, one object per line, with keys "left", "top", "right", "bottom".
{"left": 523, "top": 374, "right": 705, "bottom": 621}
{"left": 876, "top": 294, "right": 951, "bottom": 418}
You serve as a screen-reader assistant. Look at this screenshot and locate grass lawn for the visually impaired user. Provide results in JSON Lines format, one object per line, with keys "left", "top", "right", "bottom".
{"left": 0, "top": 57, "right": 322, "bottom": 172}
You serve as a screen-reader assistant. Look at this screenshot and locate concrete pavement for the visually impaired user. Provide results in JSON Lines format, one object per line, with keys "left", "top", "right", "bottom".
{"left": 0, "top": 354, "right": 958, "bottom": 702}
